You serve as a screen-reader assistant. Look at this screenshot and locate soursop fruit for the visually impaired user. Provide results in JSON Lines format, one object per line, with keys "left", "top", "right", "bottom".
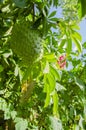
{"left": 10, "top": 21, "right": 43, "bottom": 66}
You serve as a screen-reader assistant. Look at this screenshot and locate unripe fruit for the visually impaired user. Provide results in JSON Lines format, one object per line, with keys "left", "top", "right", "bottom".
{"left": 10, "top": 21, "right": 43, "bottom": 66}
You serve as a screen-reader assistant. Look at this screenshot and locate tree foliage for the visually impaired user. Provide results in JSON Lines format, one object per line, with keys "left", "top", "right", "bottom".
{"left": 0, "top": 0, "right": 86, "bottom": 129}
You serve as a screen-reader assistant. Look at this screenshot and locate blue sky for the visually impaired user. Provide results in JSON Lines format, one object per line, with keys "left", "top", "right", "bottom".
{"left": 79, "top": 19, "right": 86, "bottom": 43}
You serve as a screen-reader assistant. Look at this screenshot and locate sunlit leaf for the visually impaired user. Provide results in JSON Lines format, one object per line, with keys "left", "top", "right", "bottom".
{"left": 43, "top": 61, "right": 50, "bottom": 74}
{"left": 15, "top": 118, "right": 28, "bottom": 130}
{"left": 72, "top": 37, "right": 82, "bottom": 53}
{"left": 47, "top": 73, "right": 56, "bottom": 92}
{"left": 44, "top": 80, "right": 51, "bottom": 107}
{"left": 66, "top": 38, "right": 72, "bottom": 54}
{"left": 78, "top": 2, "right": 82, "bottom": 18}
{"left": 72, "top": 31, "right": 82, "bottom": 41}
{"left": 56, "top": 82, "right": 66, "bottom": 92}
{"left": 49, "top": 116, "right": 63, "bottom": 130}
{"left": 44, "top": 53, "right": 56, "bottom": 62}
{"left": 14, "top": 65, "right": 19, "bottom": 76}
{"left": 43, "top": 74, "right": 50, "bottom": 92}
{"left": 79, "top": 115, "right": 84, "bottom": 129}
{"left": 74, "top": 77, "right": 85, "bottom": 91}
{"left": 53, "top": 91, "right": 58, "bottom": 115}
{"left": 59, "top": 39, "right": 66, "bottom": 49}
{"left": 50, "top": 65, "right": 61, "bottom": 81}
{"left": 71, "top": 24, "right": 80, "bottom": 30}
{"left": 4, "top": 108, "right": 11, "bottom": 120}
{"left": 11, "top": 111, "right": 17, "bottom": 120}
{"left": 44, "top": 90, "right": 50, "bottom": 107}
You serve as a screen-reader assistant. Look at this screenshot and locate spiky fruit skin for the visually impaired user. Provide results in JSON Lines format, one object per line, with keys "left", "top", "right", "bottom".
{"left": 10, "top": 21, "right": 42, "bottom": 66}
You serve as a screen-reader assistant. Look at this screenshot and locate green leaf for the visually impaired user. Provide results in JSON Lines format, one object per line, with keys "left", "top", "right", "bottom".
{"left": 43, "top": 74, "right": 50, "bottom": 93}
{"left": 44, "top": 90, "right": 50, "bottom": 107}
{"left": 43, "top": 80, "right": 49, "bottom": 93}
{"left": 0, "top": 0, "right": 3, "bottom": 3}
{"left": 48, "top": 11, "right": 57, "bottom": 18}
{"left": 44, "top": 75, "right": 51, "bottom": 107}
{"left": 83, "top": 42, "right": 86, "bottom": 48}
{"left": 43, "top": 17, "right": 48, "bottom": 36}
{"left": 11, "top": 111, "right": 17, "bottom": 120}
{"left": 66, "top": 38, "right": 72, "bottom": 54}
{"left": 35, "top": 0, "right": 42, "bottom": 2}
{"left": 71, "top": 25, "right": 80, "bottom": 30}
{"left": 14, "top": 65, "right": 19, "bottom": 76}
{"left": 78, "top": 2, "right": 82, "bottom": 18}
{"left": 56, "top": 82, "right": 66, "bottom": 92}
{"left": 72, "top": 37, "right": 82, "bottom": 53}
{"left": 49, "top": 18, "right": 58, "bottom": 22}
{"left": 44, "top": 53, "right": 56, "bottom": 62}
{"left": 50, "top": 65, "right": 61, "bottom": 81}
{"left": 43, "top": 61, "right": 50, "bottom": 74}
{"left": 15, "top": 118, "right": 28, "bottom": 130}
{"left": 0, "top": 65, "right": 4, "bottom": 72}
{"left": 53, "top": 0, "right": 58, "bottom": 7}
{"left": 59, "top": 38, "right": 66, "bottom": 49}
{"left": 49, "top": 116, "right": 63, "bottom": 130}
{"left": 4, "top": 108, "right": 11, "bottom": 120}
{"left": 53, "top": 91, "right": 58, "bottom": 115}
{"left": 22, "top": 67, "right": 32, "bottom": 82}
{"left": 72, "top": 31, "right": 82, "bottom": 41}
{"left": 47, "top": 73, "right": 56, "bottom": 92}
{"left": 79, "top": 0, "right": 86, "bottom": 17}
{"left": 2, "top": 52, "right": 12, "bottom": 58}
{"left": 74, "top": 77, "right": 85, "bottom": 91}
{"left": 12, "top": 0, "right": 26, "bottom": 8}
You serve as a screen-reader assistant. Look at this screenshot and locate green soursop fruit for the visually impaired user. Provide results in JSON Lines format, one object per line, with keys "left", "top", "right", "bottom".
{"left": 10, "top": 21, "right": 43, "bottom": 66}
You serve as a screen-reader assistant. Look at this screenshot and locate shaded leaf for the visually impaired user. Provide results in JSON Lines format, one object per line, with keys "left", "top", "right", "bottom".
{"left": 12, "top": 0, "right": 26, "bottom": 8}
{"left": 48, "top": 11, "right": 57, "bottom": 18}
{"left": 49, "top": 18, "right": 58, "bottom": 22}
{"left": 0, "top": 65, "right": 4, "bottom": 72}
{"left": 79, "top": 0, "right": 86, "bottom": 17}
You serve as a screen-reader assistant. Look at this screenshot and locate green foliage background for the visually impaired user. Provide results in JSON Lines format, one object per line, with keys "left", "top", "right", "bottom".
{"left": 0, "top": 0, "right": 86, "bottom": 129}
